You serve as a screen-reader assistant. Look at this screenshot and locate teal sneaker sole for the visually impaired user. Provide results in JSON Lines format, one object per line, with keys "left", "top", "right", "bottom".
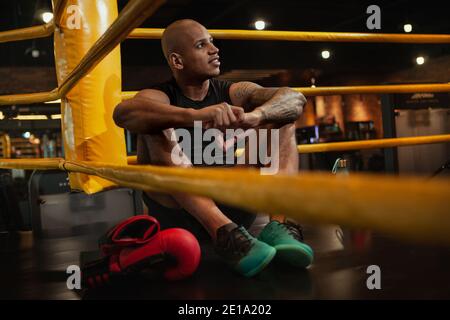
{"left": 274, "top": 243, "right": 314, "bottom": 268}
{"left": 241, "top": 247, "right": 277, "bottom": 278}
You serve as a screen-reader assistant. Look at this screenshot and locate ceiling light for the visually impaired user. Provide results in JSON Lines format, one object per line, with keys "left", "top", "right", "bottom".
{"left": 321, "top": 50, "right": 331, "bottom": 59}
{"left": 254, "top": 20, "right": 265, "bottom": 30}
{"left": 42, "top": 12, "right": 53, "bottom": 23}
{"left": 416, "top": 56, "right": 425, "bottom": 65}
{"left": 403, "top": 24, "right": 412, "bottom": 33}
{"left": 15, "top": 115, "right": 48, "bottom": 120}
{"left": 31, "top": 49, "right": 40, "bottom": 58}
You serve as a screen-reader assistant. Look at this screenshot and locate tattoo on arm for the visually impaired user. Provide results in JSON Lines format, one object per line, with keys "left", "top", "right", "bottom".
{"left": 248, "top": 88, "right": 279, "bottom": 106}
{"left": 231, "top": 82, "right": 306, "bottom": 124}
{"left": 230, "top": 82, "right": 261, "bottom": 110}
{"left": 233, "top": 83, "right": 255, "bottom": 100}
{"left": 256, "top": 88, "right": 306, "bottom": 124}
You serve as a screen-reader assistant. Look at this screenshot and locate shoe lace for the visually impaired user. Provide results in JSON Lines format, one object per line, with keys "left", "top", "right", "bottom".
{"left": 281, "top": 221, "right": 304, "bottom": 242}
{"left": 226, "top": 226, "right": 253, "bottom": 256}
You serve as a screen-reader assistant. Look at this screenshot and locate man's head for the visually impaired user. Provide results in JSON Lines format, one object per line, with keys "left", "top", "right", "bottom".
{"left": 161, "top": 19, "right": 220, "bottom": 80}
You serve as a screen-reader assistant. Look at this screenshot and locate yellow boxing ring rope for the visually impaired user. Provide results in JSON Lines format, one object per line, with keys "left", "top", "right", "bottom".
{"left": 0, "top": 158, "right": 449, "bottom": 246}
{"left": 0, "top": 0, "right": 449, "bottom": 245}
{"left": 0, "top": 22, "right": 54, "bottom": 44}
{"left": 1, "top": 3, "right": 450, "bottom": 105}
{"left": 121, "top": 83, "right": 450, "bottom": 100}
{"left": 129, "top": 28, "right": 450, "bottom": 43}
{"left": 122, "top": 134, "right": 450, "bottom": 163}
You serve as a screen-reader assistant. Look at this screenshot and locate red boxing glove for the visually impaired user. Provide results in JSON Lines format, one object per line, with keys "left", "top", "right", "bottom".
{"left": 98, "top": 215, "right": 160, "bottom": 256}
{"left": 118, "top": 228, "right": 201, "bottom": 281}
{"left": 82, "top": 215, "right": 201, "bottom": 288}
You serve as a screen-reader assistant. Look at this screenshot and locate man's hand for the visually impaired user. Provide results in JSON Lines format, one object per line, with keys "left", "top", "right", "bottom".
{"left": 192, "top": 103, "right": 245, "bottom": 129}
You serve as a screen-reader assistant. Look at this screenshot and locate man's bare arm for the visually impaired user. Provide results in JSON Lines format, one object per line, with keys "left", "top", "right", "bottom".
{"left": 113, "top": 89, "right": 197, "bottom": 134}
{"left": 229, "top": 81, "right": 306, "bottom": 126}
{"left": 114, "top": 89, "right": 245, "bottom": 134}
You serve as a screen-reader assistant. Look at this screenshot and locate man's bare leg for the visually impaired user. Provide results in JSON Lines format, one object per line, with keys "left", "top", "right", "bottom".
{"left": 236, "top": 122, "right": 298, "bottom": 223}
{"left": 138, "top": 132, "right": 232, "bottom": 241}
{"left": 238, "top": 122, "right": 313, "bottom": 267}
{"left": 269, "top": 122, "right": 298, "bottom": 223}
{"left": 139, "top": 131, "right": 278, "bottom": 277}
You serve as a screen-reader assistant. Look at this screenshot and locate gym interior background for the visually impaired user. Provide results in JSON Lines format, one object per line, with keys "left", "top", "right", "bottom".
{"left": 0, "top": 0, "right": 449, "bottom": 300}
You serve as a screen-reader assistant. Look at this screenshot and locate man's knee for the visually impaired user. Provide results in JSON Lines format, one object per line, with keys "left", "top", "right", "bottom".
{"left": 254, "top": 122, "right": 296, "bottom": 144}
{"left": 144, "top": 191, "right": 182, "bottom": 209}
{"left": 278, "top": 123, "right": 296, "bottom": 140}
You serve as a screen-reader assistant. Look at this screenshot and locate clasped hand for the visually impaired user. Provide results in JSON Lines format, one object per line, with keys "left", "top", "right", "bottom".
{"left": 194, "top": 102, "right": 264, "bottom": 130}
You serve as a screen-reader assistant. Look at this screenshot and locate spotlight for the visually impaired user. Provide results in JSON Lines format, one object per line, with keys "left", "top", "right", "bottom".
{"left": 23, "top": 132, "right": 31, "bottom": 139}
{"left": 416, "top": 56, "right": 425, "bottom": 65}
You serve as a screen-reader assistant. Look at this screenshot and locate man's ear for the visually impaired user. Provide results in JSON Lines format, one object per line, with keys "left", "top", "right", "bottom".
{"left": 169, "top": 53, "right": 183, "bottom": 70}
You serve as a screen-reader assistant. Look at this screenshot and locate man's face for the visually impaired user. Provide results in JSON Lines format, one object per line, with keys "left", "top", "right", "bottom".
{"left": 178, "top": 24, "right": 220, "bottom": 79}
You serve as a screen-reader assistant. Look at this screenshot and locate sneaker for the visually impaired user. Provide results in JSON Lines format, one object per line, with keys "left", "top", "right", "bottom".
{"left": 258, "top": 220, "right": 314, "bottom": 268}
{"left": 214, "top": 223, "right": 276, "bottom": 277}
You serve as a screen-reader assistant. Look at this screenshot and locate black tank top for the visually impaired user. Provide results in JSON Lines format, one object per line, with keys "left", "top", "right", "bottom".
{"left": 151, "top": 77, "right": 233, "bottom": 109}
{"left": 146, "top": 77, "right": 235, "bottom": 167}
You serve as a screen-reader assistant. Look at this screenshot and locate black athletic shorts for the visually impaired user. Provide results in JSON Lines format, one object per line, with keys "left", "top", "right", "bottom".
{"left": 142, "top": 192, "right": 257, "bottom": 242}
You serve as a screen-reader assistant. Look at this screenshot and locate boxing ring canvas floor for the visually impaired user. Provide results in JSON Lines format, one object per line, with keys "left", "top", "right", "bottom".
{"left": 1, "top": 224, "right": 450, "bottom": 300}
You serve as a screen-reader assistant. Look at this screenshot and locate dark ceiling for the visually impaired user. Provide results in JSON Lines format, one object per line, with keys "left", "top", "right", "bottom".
{"left": 0, "top": 0, "right": 449, "bottom": 86}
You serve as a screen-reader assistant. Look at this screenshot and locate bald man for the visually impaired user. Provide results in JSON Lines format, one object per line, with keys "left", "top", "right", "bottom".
{"left": 114, "top": 19, "right": 313, "bottom": 277}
